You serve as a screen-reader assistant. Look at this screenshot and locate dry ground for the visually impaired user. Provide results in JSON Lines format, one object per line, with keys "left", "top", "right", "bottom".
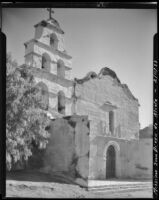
{"left": 6, "top": 170, "right": 153, "bottom": 198}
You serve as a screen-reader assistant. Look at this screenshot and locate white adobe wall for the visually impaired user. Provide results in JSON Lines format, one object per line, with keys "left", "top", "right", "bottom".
{"left": 76, "top": 76, "right": 139, "bottom": 140}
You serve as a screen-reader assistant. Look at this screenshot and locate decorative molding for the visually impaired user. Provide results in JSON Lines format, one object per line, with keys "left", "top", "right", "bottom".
{"left": 103, "top": 140, "right": 120, "bottom": 159}
{"left": 100, "top": 102, "right": 118, "bottom": 112}
{"left": 48, "top": 91, "right": 72, "bottom": 102}
{"left": 23, "top": 64, "right": 73, "bottom": 88}
{"left": 24, "top": 38, "right": 72, "bottom": 60}
{"left": 24, "top": 51, "right": 41, "bottom": 58}
{"left": 24, "top": 38, "right": 34, "bottom": 46}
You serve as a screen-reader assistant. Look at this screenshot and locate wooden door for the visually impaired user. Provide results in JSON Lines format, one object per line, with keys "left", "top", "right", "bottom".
{"left": 106, "top": 145, "right": 116, "bottom": 179}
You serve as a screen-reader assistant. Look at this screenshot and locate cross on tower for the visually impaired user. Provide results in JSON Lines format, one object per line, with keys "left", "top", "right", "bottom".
{"left": 47, "top": 8, "right": 54, "bottom": 19}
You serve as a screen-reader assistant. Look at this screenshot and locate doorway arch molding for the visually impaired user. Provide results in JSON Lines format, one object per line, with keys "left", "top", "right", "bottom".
{"left": 103, "top": 140, "right": 121, "bottom": 178}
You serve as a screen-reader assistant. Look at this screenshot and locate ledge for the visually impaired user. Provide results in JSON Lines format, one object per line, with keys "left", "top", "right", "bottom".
{"left": 24, "top": 39, "right": 72, "bottom": 60}
{"left": 21, "top": 64, "right": 74, "bottom": 88}
{"left": 34, "top": 19, "right": 64, "bottom": 34}
{"left": 93, "top": 135, "right": 139, "bottom": 142}
{"left": 100, "top": 101, "right": 118, "bottom": 112}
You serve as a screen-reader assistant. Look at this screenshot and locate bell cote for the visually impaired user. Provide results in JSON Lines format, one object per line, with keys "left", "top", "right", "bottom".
{"left": 24, "top": 15, "right": 72, "bottom": 80}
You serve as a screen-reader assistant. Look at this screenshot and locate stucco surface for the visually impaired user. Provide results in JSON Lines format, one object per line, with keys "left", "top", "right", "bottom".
{"left": 75, "top": 75, "right": 139, "bottom": 140}
{"left": 37, "top": 115, "right": 90, "bottom": 185}
{"left": 134, "top": 138, "right": 152, "bottom": 179}
{"left": 43, "top": 118, "right": 75, "bottom": 172}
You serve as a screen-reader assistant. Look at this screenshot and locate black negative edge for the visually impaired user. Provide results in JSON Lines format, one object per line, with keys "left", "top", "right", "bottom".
{"left": 0, "top": 2, "right": 158, "bottom": 9}
{"left": 153, "top": 32, "right": 158, "bottom": 199}
{"left": 0, "top": 30, "right": 6, "bottom": 198}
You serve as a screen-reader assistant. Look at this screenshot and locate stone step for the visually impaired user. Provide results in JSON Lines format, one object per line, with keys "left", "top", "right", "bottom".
{"left": 88, "top": 182, "right": 152, "bottom": 192}
{"left": 91, "top": 187, "right": 152, "bottom": 194}
{"left": 89, "top": 187, "right": 152, "bottom": 193}
{"left": 90, "top": 185, "right": 152, "bottom": 189}
{"left": 89, "top": 186, "right": 152, "bottom": 191}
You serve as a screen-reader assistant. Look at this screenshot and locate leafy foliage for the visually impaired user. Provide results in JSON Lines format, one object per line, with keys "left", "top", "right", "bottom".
{"left": 6, "top": 53, "right": 50, "bottom": 170}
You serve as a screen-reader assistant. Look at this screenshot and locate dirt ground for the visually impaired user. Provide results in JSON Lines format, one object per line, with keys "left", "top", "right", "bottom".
{"left": 6, "top": 170, "right": 153, "bottom": 198}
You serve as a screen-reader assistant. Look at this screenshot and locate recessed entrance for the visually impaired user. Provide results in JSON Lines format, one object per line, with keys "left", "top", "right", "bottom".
{"left": 106, "top": 145, "right": 116, "bottom": 179}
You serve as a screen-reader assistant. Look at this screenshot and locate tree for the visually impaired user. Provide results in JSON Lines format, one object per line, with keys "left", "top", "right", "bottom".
{"left": 6, "top": 53, "right": 50, "bottom": 170}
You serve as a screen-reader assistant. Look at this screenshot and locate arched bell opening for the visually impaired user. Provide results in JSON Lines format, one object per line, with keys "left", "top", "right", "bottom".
{"left": 57, "top": 91, "right": 65, "bottom": 115}
{"left": 41, "top": 53, "right": 51, "bottom": 72}
{"left": 57, "top": 59, "right": 65, "bottom": 78}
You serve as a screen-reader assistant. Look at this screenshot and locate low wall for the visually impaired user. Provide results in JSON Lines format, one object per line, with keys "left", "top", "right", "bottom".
{"left": 28, "top": 115, "right": 90, "bottom": 187}
{"left": 133, "top": 138, "right": 152, "bottom": 180}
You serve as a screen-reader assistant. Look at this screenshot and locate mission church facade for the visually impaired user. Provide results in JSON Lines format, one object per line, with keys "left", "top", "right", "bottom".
{"left": 20, "top": 12, "right": 152, "bottom": 186}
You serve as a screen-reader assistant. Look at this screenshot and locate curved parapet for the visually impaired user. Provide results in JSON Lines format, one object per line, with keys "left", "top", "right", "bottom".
{"left": 75, "top": 71, "right": 97, "bottom": 84}
{"left": 98, "top": 67, "right": 121, "bottom": 83}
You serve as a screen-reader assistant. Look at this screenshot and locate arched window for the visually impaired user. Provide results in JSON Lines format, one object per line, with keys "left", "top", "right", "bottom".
{"left": 36, "top": 82, "right": 49, "bottom": 110}
{"left": 41, "top": 53, "right": 51, "bottom": 72}
{"left": 58, "top": 91, "right": 65, "bottom": 114}
{"left": 109, "top": 111, "right": 114, "bottom": 135}
{"left": 57, "top": 60, "right": 65, "bottom": 78}
{"left": 50, "top": 33, "right": 58, "bottom": 49}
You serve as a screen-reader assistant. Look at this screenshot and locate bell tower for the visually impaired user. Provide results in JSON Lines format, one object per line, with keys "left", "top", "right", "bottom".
{"left": 24, "top": 9, "right": 73, "bottom": 118}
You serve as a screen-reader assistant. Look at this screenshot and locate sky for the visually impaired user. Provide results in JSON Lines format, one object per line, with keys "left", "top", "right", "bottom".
{"left": 2, "top": 8, "right": 157, "bottom": 129}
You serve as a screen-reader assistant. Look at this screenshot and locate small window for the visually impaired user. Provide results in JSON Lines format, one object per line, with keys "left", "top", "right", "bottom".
{"left": 109, "top": 111, "right": 114, "bottom": 135}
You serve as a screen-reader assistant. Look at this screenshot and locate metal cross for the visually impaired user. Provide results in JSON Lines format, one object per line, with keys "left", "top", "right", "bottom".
{"left": 47, "top": 8, "right": 54, "bottom": 19}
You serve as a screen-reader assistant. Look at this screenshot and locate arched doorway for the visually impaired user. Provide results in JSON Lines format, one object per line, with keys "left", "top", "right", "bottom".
{"left": 106, "top": 145, "right": 116, "bottom": 179}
